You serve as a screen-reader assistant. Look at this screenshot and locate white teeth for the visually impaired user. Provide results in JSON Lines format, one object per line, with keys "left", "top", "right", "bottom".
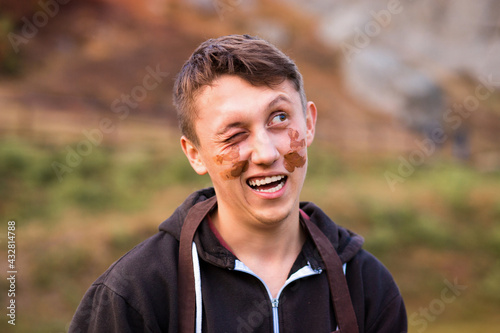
{"left": 248, "top": 175, "right": 285, "bottom": 187}
{"left": 254, "top": 181, "right": 284, "bottom": 193}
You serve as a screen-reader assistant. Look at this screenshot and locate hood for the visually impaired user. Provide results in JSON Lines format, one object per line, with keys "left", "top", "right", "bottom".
{"left": 159, "top": 187, "right": 216, "bottom": 241}
{"left": 159, "top": 187, "right": 364, "bottom": 264}
{"left": 300, "top": 201, "right": 364, "bottom": 263}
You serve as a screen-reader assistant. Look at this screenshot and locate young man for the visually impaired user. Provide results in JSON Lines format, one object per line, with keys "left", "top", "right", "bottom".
{"left": 70, "top": 35, "right": 407, "bottom": 332}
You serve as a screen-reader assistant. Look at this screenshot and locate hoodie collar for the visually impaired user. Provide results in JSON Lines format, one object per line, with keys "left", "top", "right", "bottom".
{"left": 159, "top": 187, "right": 216, "bottom": 241}
{"left": 159, "top": 188, "right": 364, "bottom": 267}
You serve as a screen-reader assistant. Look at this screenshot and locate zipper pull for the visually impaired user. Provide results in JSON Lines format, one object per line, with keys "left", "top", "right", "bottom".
{"left": 272, "top": 299, "right": 279, "bottom": 308}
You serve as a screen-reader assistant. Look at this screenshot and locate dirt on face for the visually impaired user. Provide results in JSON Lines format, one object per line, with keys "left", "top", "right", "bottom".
{"left": 284, "top": 128, "right": 306, "bottom": 172}
{"left": 214, "top": 145, "right": 249, "bottom": 180}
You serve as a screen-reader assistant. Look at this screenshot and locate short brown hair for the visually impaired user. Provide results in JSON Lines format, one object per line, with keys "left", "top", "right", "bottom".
{"left": 173, "top": 34, "right": 306, "bottom": 147}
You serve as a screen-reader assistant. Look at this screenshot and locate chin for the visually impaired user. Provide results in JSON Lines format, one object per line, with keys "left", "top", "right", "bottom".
{"left": 253, "top": 205, "right": 295, "bottom": 226}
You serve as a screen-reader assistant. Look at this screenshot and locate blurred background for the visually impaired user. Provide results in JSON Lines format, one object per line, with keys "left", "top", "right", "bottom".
{"left": 0, "top": 0, "right": 499, "bottom": 332}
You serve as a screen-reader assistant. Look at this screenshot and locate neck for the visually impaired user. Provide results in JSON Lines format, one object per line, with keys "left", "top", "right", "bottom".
{"left": 210, "top": 205, "right": 305, "bottom": 265}
{"left": 211, "top": 203, "right": 306, "bottom": 298}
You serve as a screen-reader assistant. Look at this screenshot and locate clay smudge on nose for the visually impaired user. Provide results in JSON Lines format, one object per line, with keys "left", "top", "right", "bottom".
{"left": 284, "top": 128, "right": 306, "bottom": 172}
{"left": 214, "top": 145, "right": 249, "bottom": 180}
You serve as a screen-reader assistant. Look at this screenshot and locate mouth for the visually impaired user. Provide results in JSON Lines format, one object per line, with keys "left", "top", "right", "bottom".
{"left": 247, "top": 175, "right": 287, "bottom": 193}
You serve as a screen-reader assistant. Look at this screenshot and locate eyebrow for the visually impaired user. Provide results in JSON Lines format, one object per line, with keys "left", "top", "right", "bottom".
{"left": 215, "top": 94, "right": 294, "bottom": 137}
{"left": 267, "top": 95, "right": 293, "bottom": 110}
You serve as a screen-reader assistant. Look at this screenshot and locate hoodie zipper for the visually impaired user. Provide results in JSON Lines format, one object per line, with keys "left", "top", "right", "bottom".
{"left": 234, "top": 260, "right": 322, "bottom": 333}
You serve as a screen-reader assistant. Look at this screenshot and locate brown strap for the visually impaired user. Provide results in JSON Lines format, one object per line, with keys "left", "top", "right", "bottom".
{"left": 301, "top": 216, "right": 359, "bottom": 333}
{"left": 178, "top": 196, "right": 217, "bottom": 333}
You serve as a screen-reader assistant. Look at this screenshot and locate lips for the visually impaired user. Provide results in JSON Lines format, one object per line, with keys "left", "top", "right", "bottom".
{"left": 247, "top": 175, "right": 287, "bottom": 193}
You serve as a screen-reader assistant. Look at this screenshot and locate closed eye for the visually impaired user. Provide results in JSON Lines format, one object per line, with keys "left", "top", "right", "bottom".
{"left": 224, "top": 132, "right": 247, "bottom": 144}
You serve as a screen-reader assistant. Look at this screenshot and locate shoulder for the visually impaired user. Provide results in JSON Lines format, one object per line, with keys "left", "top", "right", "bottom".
{"left": 347, "top": 249, "right": 407, "bottom": 332}
{"left": 98, "top": 230, "right": 180, "bottom": 298}
{"left": 348, "top": 249, "right": 402, "bottom": 304}
{"left": 93, "top": 230, "right": 180, "bottom": 321}
{"left": 71, "top": 230, "right": 181, "bottom": 332}
{"left": 349, "top": 249, "right": 397, "bottom": 288}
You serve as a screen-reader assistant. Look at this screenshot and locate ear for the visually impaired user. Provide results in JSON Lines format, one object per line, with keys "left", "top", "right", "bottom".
{"left": 180, "top": 136, "right": 208, "bottom": 175}
{"left": 305, "top": 101, "right": 317, "bottom": 147}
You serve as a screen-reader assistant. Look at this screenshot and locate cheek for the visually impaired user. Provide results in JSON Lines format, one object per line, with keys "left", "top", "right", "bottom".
{"left": 283, "top": 128, "right": 307, "bottom": 173}
{"left": 214, "top": 145, "right": 249, "bottom": 180}
{"left": 284, "top": 151, "right": 306, "bottom": 172}
{"left": 226, "top": 160, "right": 249, "bottom": 179}
{"left": 288, "top": 128, "right": 306, "bottom": 149}
{"left": 214, "top": 145, "right": 240, "bottom": 164}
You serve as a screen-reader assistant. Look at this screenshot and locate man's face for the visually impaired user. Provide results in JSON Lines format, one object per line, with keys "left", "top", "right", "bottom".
{"left": 181, "top": 75, "right": 317, "bottom": 227}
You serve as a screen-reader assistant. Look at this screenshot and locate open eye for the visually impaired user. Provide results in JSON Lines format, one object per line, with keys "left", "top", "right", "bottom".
{"left": 268, "top": 112, "right": 288, "bottom": 126}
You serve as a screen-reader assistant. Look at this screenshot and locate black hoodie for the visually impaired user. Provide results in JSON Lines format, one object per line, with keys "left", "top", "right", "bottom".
{"left": 69, "top": 188, "right": 407, "bottom": 332}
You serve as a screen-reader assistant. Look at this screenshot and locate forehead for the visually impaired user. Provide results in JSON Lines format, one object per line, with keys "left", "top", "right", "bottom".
{"left": 193, "top": 75, "right": 301, "bottom": 128}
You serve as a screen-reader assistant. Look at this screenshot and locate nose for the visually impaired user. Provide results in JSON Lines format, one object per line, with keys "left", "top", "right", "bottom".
{"left": 250, "top": 130, "right": 280, "bottom": 166}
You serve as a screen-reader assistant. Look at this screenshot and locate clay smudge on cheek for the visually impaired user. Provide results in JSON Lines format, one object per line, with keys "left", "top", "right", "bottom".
{"left": 214, "top": 145, "right": 249, "bottom": 180}
{"left": 284, "top": 128, "right": 306, "bottom": 172}
{"left": 284, "top": 151, "right": 306, "bottom": 172}
{"left": 229, "top": 160, "right": 249, "bottom": 178}
{"left": 214, "top": 145, "right": 240, "bottom": 165}
{"left": 289, "top": 128, "right": 306, "bottom": 150}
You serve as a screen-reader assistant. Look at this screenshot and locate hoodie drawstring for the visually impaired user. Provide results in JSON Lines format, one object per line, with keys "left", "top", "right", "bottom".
{"left": 192, "top": 242, "right": 203, "bottom": 333}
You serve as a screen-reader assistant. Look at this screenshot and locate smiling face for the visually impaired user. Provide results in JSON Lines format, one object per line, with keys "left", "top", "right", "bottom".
{"left": 181, "top": 75, "right": 317, "bottom": 228}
